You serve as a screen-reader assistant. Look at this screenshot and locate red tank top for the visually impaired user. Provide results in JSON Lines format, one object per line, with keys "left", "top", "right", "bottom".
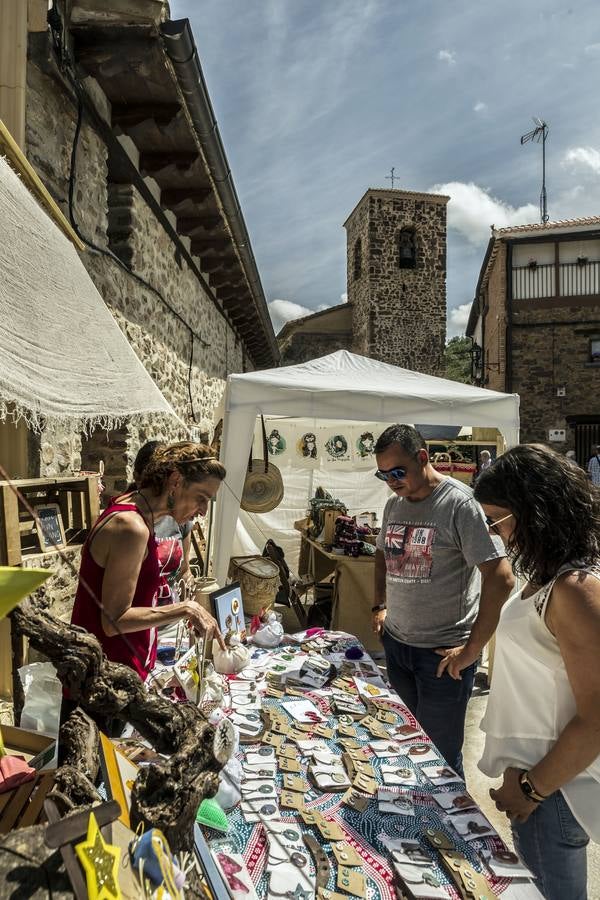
{"left": 71, "top": 501, "right": 159, "bottom": 681}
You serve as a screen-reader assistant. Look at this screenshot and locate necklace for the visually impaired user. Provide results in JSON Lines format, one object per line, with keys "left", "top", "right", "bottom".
{"left": 134, "top": 491, "right": 155, "bottom": 533}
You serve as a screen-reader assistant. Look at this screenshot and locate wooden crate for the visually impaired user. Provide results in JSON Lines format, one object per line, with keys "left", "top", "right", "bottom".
{"left": 0, "top": 475, "right": 99, "bottom": 565}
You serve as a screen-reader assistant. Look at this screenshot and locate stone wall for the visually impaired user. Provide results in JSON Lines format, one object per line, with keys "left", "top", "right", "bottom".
{"left": 25, "top": 56, "right": 244, "bottom": 482}
{"left": 346, "top": 190, "right": 448, "bottom": 375}
{"left": 280, "top": 331, "right": 352, "bottom": 366}
{"left": 483, "top": 242, "right": 507, "bottom": 393}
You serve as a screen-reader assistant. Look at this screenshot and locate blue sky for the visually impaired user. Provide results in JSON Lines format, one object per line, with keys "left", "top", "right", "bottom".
{"left": 171, "top": 0, "right": 600, "bottom": 337}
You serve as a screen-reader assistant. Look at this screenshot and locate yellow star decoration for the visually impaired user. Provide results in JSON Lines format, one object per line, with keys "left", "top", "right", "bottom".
{"left": 75, "top": 812, "right": 122, "bottom": 900}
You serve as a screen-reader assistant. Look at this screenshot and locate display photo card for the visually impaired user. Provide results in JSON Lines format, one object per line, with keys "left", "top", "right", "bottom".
{"left": 281, "top": 699, "right": 324, "bottom": 724}
{"left": 481, "top": 848, "right": 534, "bottom": 880}
{"left": 419, "top": 763, "right": 461, "bottom": 785}
{"left": 380, "top": 763, "right": 419, "bottom": 787}
{"left": 377, "top": 787, "right": 416, "bottom": 816}
{"left": 434, "top": 790, "right": 477, "bottom": 813}
{"left": 449, "top": 811, "right": 496, "bottom": 840}
{"left": 213, "top": 850, "right": 259, "bottom": 900}
{"left": 392, "top": 860, "right": 450, "bottom": 899}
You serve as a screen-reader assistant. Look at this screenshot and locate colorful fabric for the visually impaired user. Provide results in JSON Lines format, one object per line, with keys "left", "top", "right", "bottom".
{"left": 204, "top": 637, "right": 536, "bottom": 899}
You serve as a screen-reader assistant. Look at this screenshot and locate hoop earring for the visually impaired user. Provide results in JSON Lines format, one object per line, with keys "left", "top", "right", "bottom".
{"left": 167, "top": 493, "right": 175, "bottom": 511}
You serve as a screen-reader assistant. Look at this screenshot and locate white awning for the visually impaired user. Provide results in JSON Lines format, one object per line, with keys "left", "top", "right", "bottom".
{"left": 0, "top": 155, "right": 176, "bottom": 430}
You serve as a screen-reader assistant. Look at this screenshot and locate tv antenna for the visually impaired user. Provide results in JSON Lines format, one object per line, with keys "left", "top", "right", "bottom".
{"left": 520, "top": 117, "right": 549, "bottom": 223}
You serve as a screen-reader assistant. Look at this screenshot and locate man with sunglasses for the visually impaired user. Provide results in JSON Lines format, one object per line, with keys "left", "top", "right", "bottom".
{"left": 372, "top": 425, "right": 514, "bottom": 776}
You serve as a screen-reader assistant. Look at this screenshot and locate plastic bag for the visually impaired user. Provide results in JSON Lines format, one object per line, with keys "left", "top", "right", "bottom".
{"left": 18, "top": 662, "right": 62, "bottom": 737}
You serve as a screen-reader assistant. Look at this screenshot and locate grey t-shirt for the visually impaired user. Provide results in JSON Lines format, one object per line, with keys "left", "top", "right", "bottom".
{"left": 376, "top": 478, "right": 505, "bottom": 648}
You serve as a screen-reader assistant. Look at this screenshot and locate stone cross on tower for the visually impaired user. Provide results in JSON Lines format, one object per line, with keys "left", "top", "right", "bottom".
{"left": 385, "top": 167, "right": 398, "bottom": 189}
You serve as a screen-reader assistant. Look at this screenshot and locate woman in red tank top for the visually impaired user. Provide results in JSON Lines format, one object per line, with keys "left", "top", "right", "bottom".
{"left": 71, "top": 442, "right": 227, "bottom": 682}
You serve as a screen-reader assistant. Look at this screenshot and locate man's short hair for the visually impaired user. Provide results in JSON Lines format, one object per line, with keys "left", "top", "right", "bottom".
{"left": 374, "top": 424, "right": 426, "bottom": 458}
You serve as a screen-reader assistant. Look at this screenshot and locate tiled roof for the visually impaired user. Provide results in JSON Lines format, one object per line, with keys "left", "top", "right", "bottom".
{"left": 493, "top": 216, "right": 600, "bottom": 235}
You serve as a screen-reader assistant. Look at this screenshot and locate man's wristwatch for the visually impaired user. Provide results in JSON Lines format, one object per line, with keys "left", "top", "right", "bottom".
{"left": 518, "top": 770, "right": 547, "bottom": 804}
{"left": 371, "top": 603, "right": 386, "bottom": 613}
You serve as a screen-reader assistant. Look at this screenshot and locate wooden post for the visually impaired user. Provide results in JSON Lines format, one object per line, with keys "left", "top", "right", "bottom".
{"left": 0, "top": 0, "right": 28, "bottom": 149}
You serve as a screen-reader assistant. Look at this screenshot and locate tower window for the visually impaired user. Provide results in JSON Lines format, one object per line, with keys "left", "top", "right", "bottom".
{"left": 353, "top": 238, "right": 362, "bottom": 280}
{"left": 398, "top": 227, "right": 416, "bottom": 269}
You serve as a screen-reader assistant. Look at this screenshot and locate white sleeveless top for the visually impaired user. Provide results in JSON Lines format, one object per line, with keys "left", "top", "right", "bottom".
{"left": 479, "top": 563, "right": 600, "bottom": 842}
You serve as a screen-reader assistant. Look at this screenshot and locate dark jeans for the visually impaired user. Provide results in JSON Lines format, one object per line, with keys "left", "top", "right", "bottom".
{"left": 512, "top": 792, "right": 589, "bottom": 900}
{"left": 381, "top": 628, "right": 476, "bottom": 777}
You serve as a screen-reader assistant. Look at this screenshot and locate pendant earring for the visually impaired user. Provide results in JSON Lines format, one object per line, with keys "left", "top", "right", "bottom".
{"left": 167, "top": 493, "right": 175, "bottom": 511}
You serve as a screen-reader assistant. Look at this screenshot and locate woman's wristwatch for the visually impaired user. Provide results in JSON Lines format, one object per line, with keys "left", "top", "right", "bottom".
{"left": 371, "top": 603, "right": 386, "bottom": 613}
{"left": 518, "top": 770, "right": 547, "bottom": 803}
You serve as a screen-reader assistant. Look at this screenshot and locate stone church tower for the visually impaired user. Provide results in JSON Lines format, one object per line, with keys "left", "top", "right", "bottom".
{"left": 344, "top": 188, "right": 449, "bottom": 375}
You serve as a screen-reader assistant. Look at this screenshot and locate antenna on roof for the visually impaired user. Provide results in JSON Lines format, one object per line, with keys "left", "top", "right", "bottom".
{"left": 520, "top": 118, "right": 549, "bottom": 223}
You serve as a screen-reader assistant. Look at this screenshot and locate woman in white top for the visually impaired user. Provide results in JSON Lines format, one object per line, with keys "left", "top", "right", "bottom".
{"left": 472, "top": 444, "right": 600, "bottom": 900}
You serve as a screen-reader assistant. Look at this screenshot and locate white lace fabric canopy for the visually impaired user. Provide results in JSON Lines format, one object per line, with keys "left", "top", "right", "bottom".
{"left": 0, "top": 155, "right": 176, "bottom": 430}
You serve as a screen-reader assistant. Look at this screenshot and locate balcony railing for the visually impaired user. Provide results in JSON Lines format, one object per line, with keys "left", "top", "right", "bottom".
{"left": 512, "top": 261, "right": 600, "bottom": 300}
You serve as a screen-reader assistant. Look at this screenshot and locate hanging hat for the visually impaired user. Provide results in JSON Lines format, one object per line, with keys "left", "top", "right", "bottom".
{"left": 241, "top": 460, "right": 284, "bottom": 514}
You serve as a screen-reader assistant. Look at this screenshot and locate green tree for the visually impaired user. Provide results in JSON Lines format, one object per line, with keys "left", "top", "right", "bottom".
{"left": 444, "top": 336, "right": 472, "bottom": 384}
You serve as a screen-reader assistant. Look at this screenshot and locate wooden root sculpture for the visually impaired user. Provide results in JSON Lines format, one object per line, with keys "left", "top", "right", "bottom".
{"left": 11, "top": 599, "right": 234, "bottom": 851}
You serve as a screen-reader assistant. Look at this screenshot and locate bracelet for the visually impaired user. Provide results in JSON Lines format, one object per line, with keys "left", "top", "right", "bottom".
{"left": 371, "top": 603, "right": 386, "bottom": 613}
{"left": 518, "top": 770, "right": 546, "bottom": 803}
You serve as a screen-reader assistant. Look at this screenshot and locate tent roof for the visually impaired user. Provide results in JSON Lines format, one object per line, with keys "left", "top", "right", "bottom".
{"left": 214, "top": 350, "right": 519, "bottom": 583}
{"left": 226, "top": 350, "right": 520, "bottom": 431}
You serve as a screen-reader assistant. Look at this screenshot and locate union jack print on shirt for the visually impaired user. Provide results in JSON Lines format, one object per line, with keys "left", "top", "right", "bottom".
{"left": 384, "top": 523, "right": 436, "bottom": 582}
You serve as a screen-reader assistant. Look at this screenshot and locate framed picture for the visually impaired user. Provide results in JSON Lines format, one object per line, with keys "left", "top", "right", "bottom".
{"left": 210, "top": 582, "right": 246, "bottom": 643}
{"left": 34, "top": 503, "right": 66, "bottom": 552}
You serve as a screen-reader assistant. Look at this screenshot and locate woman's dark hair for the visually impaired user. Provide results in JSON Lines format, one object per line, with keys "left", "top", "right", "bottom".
{"left": 132, "top": 440, "right": 165, "bottom": 487}
{"left": 374, "top": 424, "right": 426, "bottom": 457}
{"left": 140, "top": 441, "right": 226, "bottom": 495}
{"left": 474, "top": 443, "right": 600, "bottom": 584}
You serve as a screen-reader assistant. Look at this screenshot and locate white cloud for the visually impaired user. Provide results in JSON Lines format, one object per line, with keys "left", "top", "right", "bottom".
{"left": 473, "top": 101, "right": 487, "bottom": 114}
{"left": 584, "top": 43, "right": 600, "bottom": 55}
{"left": 431, "top": 181, "right": 538, "bottom": 245}
{"left": 438, "top": 49, "right": 456, "bottom": 65}
{"left": 448, "top": 303, "right": 472, "bottom": 337}
{"left": 268, "top": 299, "right": 329, "bottom": 334}
{"left": 562, "top": 146, "right": 600, "bottom": 175}
{"left": 340, "top": 292, "right": 348, "bottom": 303}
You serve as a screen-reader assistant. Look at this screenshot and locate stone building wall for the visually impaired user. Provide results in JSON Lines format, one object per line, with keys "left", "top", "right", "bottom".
{"left": 25, "top": 56, "right": 244, "bottom": 484}
{"left": 482, "top": 242, "right": 507, "bottom": 393}
{"left": 345, "top": 200, "right": 370, "bottom": 357}
{"left": 345, "top": 190, "right": 448, "bottom": 375}
{"left": 280, "top": 331, "right": 352, "bottom": 366}
{"left": 482, "top": 239, "right": 600, "bottom": 447}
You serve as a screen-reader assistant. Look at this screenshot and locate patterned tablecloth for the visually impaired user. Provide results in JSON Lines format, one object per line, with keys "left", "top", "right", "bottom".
{"left": 203, "top": 633, "right": 542, "bottom": 900}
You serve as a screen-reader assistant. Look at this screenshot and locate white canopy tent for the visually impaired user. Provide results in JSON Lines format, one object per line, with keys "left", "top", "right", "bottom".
{"left": 214, "top": 351, "right": 519, "bottom": 584}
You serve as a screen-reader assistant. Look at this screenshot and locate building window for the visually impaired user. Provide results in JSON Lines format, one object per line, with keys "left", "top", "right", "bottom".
{"left": 398, "top": 227, "right": 416, "bottom": 269}
{"left": 353, "top": 238, "right": 362, "bottom": 280}
{"left": 590, "top": 338, "right": 600, "bottom": 364}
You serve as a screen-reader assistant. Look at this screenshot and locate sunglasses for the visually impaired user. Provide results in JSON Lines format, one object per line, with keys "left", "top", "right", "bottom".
{"left": 485, "top": 513, "right": 514, "bottom": 533}
{"left": 375, "top": 466, "right": 407, "bottom": 482}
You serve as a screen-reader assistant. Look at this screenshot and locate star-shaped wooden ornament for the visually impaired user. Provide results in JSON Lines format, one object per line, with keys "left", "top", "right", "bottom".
{"left": 74, "top": 811, "right": 122, "bottom": 900}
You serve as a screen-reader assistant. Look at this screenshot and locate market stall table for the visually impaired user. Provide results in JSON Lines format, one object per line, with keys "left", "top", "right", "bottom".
{"left": 300, "top": 537, "right": 377, "bottom": 653}
{"left": 198, "top": 632, "right": 542, "bottom": 900}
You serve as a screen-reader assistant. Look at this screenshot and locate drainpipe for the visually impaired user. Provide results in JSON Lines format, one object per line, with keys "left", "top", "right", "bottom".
{"left": 161, "top": 18, "right": 280, "bottom": 366}
{"left": 505, "top": 241, "right": 513, "bottom": 393}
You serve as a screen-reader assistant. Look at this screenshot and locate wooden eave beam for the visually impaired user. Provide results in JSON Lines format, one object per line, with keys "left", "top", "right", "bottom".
{"left": 140, "top": 151, "right": 198, "bottom": 175}
{"left": 178, "top": 215, "right": 222, "bottom": 235}
{"left": 161, "top": 187, "right": 211, "bottom": 208}
{"left": 112, "top": 102, "right": 181, "bottom": 128}
{"left": 191, "top": 237, "right": 230, "bottom": 254}
{"left": 209, "top": 272, "right": 244, "bottom": 288}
